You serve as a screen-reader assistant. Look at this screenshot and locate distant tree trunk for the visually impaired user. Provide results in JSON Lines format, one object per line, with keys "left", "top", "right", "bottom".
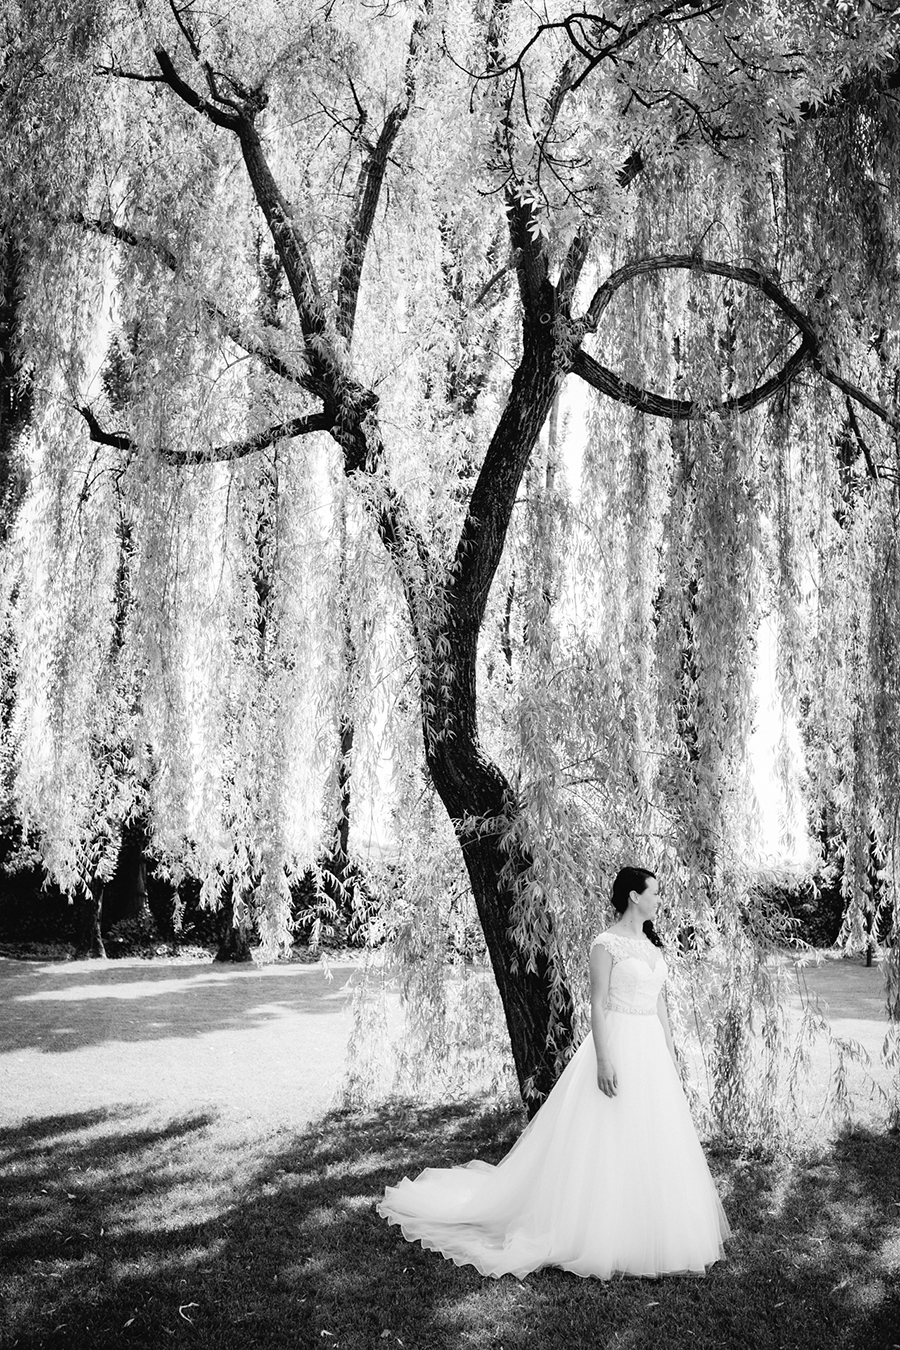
{"left": 0, "top": 229, "right": 32, "bottom": 531}
{"left": 214, "top": 883, "right": 253, "bottom": 962}
{"left": 74, "top": 880, "right": 106, "bottom": 958}
{"left": 74, "top": 513, "right": 145, "bottom": 956}
{"left": 110, "top": 817, "right": 153, "bottom": 927}
{"left": 321, "top": 488, "right": 357, "bottom": 914}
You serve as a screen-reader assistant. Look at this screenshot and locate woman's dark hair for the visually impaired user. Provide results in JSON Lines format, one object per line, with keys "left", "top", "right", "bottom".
{"left": 611, "top": 866, "right": 663, "bottom": 948}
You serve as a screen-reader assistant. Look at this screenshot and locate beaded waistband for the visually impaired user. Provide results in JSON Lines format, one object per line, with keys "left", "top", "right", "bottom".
{"left": 606, "top": 999, "right": 656, "bottom": 1016}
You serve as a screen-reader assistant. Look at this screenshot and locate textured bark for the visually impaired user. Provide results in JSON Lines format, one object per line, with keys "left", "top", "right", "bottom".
{"left": 73, "top": 881, "right": 106, "bottom": 959}
{"left": 429, "top": 742, "right": 574, "bottom": 1111}
{"left": 424, "top": 331, "right": 577, "bottom": 1112}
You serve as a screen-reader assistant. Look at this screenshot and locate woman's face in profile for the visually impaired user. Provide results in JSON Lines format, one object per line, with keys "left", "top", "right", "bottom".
{"left": 633, "top": 875, "right": 659, "bottom": 920}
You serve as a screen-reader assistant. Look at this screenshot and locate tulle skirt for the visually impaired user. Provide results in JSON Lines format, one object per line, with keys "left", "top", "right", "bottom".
{"left": 377, "top": 1010, "right": 730, "bottom": 1279}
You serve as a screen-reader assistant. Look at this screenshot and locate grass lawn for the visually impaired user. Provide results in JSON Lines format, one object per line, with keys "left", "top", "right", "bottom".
{"left": 1, "top": 955, "right": 899, "bottom": 1350}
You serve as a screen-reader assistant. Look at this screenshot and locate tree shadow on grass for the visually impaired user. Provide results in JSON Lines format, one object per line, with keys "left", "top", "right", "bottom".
{"left": 1, "top": 1104, "right": 898, "bottom": 1350}
{"left": 0, "top": 957, "right": 355, "bottom": 1055}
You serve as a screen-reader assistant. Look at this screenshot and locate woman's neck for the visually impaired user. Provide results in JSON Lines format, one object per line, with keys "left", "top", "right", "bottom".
{"left": 614, "top": 916, "right": 647, "bottom": 938}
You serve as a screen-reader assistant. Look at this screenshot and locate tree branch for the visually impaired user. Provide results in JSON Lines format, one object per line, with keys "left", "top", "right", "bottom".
{"left": 150, "top": 33, "right": 433, "bottom": 602}
{"left": 818, "top": 363, "right": 898, "bottom": 433}
{"left": 151, "top": 44, "right": 330, "bottom": 378}
{"left": 78, "top": 405, "right": 331, "bottom": 463}
{"left": 573, "top": 252, "right": 900, "bottom": 433}
{"left": 153, "top": 47, "right": 241, "bottom": 130}
{"left": 450, "top": 343, "right": 558, "bottom": 625}
{"left": 336, "top": 3, "right": 431, "bottom": 343}
{"left": 581, "top": 254, "right": 819, "bottom": 346}
{"left": 506, "top": 193, "right": 552, "bottom": 319}
{"left": 557, "top": 227, "right": 590, "bottom": 307}
{"left": 70, "top": 213, "right": 310, "bottom": 392}
{"left": 571, "top": 339, "right": 814, "bottom": 420}
{"left": 588, "top": 50, "right": 900, "bottom": 199}
{"left": 78, "top": 405, "right": 132, "bottom": 452}
{"left": 844, "top": 395, "right": 879, "bottom": 482}
{"left": 95, "top": 64, "right": 167, "bottom": 85}
{"left": 473, "top": 262, "right": 513, "bottom": 308}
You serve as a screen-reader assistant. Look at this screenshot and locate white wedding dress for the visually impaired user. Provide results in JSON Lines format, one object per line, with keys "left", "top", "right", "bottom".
{"left": 377, "top": 931, "right": 730, "bottom": 1279}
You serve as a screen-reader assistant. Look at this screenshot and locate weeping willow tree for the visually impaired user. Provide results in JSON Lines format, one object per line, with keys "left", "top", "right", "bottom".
{"left": 2, "top": 0, "right": 900, "bottom": 1118}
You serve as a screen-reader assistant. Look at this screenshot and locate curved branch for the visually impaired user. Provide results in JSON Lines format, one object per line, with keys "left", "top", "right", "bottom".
{"left": 578, "top": 253, "right": 900, "bottom": 431}
{"left": 571, "top": 338, "right": 814, "bottom": 420}
{"left": 78, "top": 405, "right": 330, "bottom": 463}
{"left": 582, "top": 254, "right": 819, "bottom": 345}
{"left": 78, "top": 406, "right": 132, "bottom": 451}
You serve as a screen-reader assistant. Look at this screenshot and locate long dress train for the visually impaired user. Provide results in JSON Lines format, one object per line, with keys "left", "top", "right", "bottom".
{"left": 377, "top": 931, "right": 730, "bottom": 1279}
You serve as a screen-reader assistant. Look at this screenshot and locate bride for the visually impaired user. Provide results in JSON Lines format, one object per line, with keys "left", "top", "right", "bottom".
{"left": 377, "top": 866, "right": 730, "bottom": 1279}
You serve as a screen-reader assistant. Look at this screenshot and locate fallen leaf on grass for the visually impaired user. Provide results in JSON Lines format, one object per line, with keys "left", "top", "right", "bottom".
{"left": 123, "top": 1318, "right": 136, "bottom": 1328}
{"left": 178, "top": 1303, "right": 199, "bottom": 1323}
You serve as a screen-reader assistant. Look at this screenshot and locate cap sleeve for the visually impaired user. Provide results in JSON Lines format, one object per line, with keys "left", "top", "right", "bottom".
{"left": 590, "top": 931, "right": 618, "bottom": 959}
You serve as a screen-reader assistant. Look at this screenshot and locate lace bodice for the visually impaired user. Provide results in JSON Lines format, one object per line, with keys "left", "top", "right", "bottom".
{"left": 590, "top": 931, "right": 667, "bottom": 1015}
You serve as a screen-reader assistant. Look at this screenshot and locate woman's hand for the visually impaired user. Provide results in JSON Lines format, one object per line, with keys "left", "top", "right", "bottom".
{"left": 596, "top": 1056, "right": 617, "bottom": 1097}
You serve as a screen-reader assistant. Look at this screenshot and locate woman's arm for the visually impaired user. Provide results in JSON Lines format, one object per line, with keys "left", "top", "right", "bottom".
{"left": 590, "top": 943, "right": 617, "bottom": 1096}
{"left": 656, "top": 989, "right": 678, "bottom": 1068}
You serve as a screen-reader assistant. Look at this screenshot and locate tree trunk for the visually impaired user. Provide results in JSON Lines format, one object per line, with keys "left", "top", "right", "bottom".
{"left": 323, "top": 714, "right": 354, "bottom": 904}
{"left": 214, "top": 884, "right": 253, "bottom": 963}
{"left": 321, "top": 485, "right": 357, "bottom": 908}
{"left": 109, "top": 818, "right": 153, "bottom": 926}
{"left": 418, "top": 334, "right": 577, "bottom": 1111}
{"left": 0, "top": 230, "right": 32, "bottom": 538}
{"left": 427, "top": 743, "right": 575, "bottom": 1112}
{"left": 73, "top": 880, "right": 106, "bottom": 959}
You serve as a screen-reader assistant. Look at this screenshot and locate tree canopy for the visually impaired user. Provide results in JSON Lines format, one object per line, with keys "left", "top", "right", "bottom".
{"left": 2, "top": 0, "right": 900, "bottom": 1122}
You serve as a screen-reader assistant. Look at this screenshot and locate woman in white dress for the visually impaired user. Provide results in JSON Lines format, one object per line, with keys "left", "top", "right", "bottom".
{"left": 377, "top": 866, "right": 730, "bottom": 1279}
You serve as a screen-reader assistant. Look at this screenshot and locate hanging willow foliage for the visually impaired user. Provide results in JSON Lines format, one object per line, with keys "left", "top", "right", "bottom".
{"left": 2, "top": 0, "right": 900, "bottom": 1135}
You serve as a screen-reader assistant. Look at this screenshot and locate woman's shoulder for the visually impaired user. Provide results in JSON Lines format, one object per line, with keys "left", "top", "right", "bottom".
{"left": 590, "top": 927, "right": 625, "bottom": 953}
{"left": 590, "top": 927, "right": 663, "bottom": 955}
